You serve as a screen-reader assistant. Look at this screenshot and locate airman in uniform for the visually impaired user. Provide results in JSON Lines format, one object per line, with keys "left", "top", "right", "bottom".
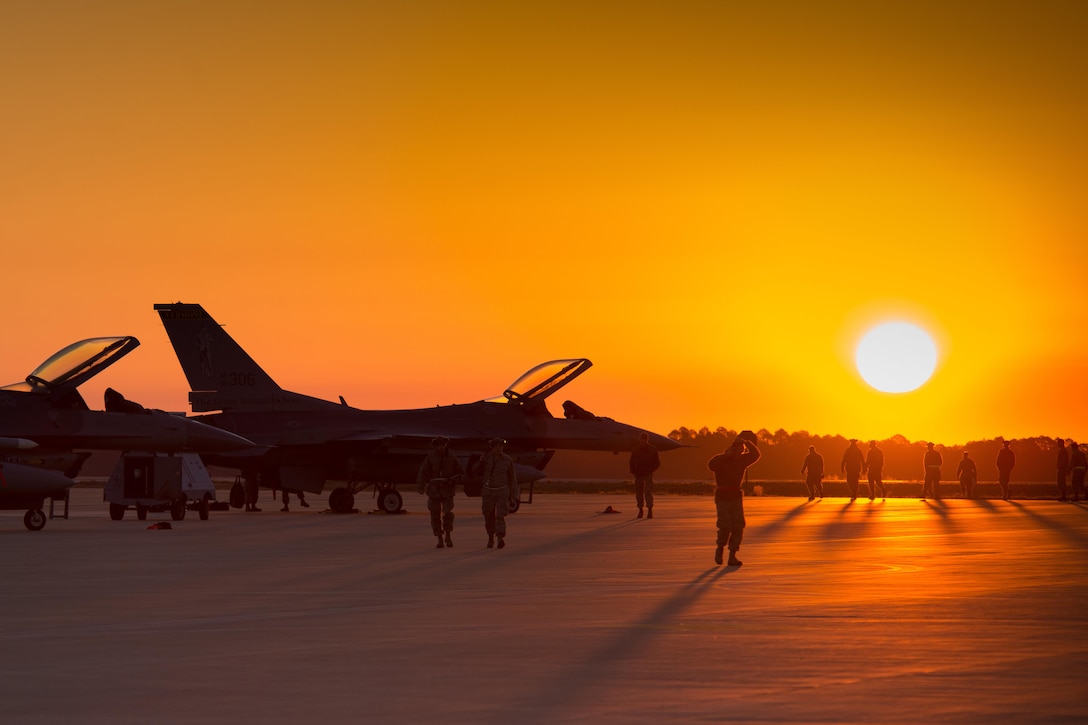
{"left": 1056, "top": 438, "right": 1070, "bottom": 501}
{"left": 865, "top": 440, "right": 886, "bottom": 500}
{"left": 477, "top": 438, "right": 519, "bottom": 549}
{"left": 708, "top": 432, "right": 761, "bottom": 567}
{"left": 629, "top": 431, "right": 661, "bottom": 518}
{"left": 416, "top": 436, "right": 464, "bottom": 548}
{"left": 841, "top": 439, "right": 864, "bottom": 501}
{"left": 996, "top": 440, "right": 1015, "bottom": 501}
{"left": 922, "top": 442, "right": 942, "bottom": 500}
{"left": 956, "top": 451, "right": 978, "bottom": 499}
{"left": 801, "top": 446, "right": 824, "bottom": 500}
{"left": 1070, "top": 442, "right": 1086, "bottom": 502}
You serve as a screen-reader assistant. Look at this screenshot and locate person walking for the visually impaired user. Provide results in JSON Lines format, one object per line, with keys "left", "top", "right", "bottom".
{"left": 841, "top": 439, "right": 865, "bottom": 501}
{"left": 922, "top": 442, "right": 942, "bottom": 500}
{"left": 416, "top": 436, "right": 464, "bottom": 548}
{"left": 800, "top": 445, "right": 824, "bottom": 500}
{"left": 1056, "top": 438, "right": 1070, "bottom": 501}
{"left": 707, "top": 432, "right": 761, "bottom": 567}
{"left": 629, "top": 432, "right": 661, "bottom": 519}
{"left": 1070, "top": 442, "right": 1087, "bottom": 502}
{"left": 280, "top": 489, "right": 310, "bottom": 512}
{"left": 477, "top": 437, "right": 519, "bottom": 549}
{"left": 996, "top": 440, "right": 1015, "bottom": 501}
{"left": 865, "top": 440, "right": 886, "bottom": 500}
{"left": 956, "top": 451, "right": 978, "bottom": 499}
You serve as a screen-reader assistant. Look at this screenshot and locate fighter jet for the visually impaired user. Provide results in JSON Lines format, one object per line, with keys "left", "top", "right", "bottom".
{"left": 0, "top": 440, "right": 74, "bottom": 530}
{"left": 0, "top": 336, "right": 254, "bottom": 529}
{"left": 155, "top": 302, "right": 680, "bottom": 514}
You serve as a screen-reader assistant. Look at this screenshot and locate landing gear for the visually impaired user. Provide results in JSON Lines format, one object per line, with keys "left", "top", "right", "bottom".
{"left": 23, "top": 509, "right": 47, "bottom": 531}
{"left": 330, "top": 482, "right": 404, "bottom": 514}
{"left": 109, "top": 503, "right": 126, "bottom": 521}
{"left": 377, "top": 488, "right": 403, "bottom": 514}
{"left": 329, "top": 487, "right": 355, "bottom": 513}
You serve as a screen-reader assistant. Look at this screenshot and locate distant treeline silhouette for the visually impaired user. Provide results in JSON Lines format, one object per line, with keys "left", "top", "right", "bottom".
{"left": 546, "top": 427, "right": 1072, "bottom": 483}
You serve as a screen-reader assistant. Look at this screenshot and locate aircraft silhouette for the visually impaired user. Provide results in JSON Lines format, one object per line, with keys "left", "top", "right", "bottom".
{"left": 0, "top": 336, "right": 253, "bottom": 529}
{"left": 0, "top": 443, "right": 74, "bottom": 530}
{"left": 155, "top": 302, "right": 680, "bottom": 513}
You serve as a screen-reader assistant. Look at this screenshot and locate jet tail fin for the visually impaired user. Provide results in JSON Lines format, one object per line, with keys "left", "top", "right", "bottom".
{"left": 155, "top": 303, "right": 282, "bottom": 412}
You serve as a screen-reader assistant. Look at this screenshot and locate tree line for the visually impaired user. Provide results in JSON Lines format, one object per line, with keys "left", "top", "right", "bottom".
{"left": 546, "top": 427, "right": 1072, "bottom": 483}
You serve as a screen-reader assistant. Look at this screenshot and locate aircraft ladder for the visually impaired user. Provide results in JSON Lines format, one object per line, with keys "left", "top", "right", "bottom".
{"left": 48, "top": 490, "right": 70, "bottom": 520}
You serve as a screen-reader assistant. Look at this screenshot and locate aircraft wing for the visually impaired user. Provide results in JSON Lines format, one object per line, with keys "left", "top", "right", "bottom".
{"left": 330, "top": 430, "right": 490, "bottom": 447}
{"left": 330, "top": 431, "right": 397, "bottom": 443}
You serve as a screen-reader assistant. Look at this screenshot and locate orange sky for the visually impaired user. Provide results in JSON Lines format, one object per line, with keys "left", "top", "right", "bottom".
{"left": 2, "top": 1, "right": 1086, "bottom": 446}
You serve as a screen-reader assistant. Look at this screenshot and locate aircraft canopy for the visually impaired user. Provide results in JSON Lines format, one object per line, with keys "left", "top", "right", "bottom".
{"left": 1, "top": 336, "right": 140, "bottom": 392}
{"left": 497, "top": 358, "right": 592, "bottom": 406}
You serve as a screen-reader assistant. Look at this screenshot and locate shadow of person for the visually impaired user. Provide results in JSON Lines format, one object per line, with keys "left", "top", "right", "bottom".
{"left": 512, "top": 566, "right": 738, "bottom": 719}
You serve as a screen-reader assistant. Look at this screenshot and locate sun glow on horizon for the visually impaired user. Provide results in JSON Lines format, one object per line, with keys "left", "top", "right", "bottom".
{"left": 855, "top": 322, "right": 938, "bottom": 394}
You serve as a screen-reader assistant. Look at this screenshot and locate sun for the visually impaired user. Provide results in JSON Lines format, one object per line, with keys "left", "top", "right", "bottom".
{"left": 855, "top": 322, "right": 938, "bottom": 393}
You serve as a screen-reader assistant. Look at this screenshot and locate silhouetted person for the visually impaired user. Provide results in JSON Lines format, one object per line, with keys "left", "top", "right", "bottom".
{"left": 956, "top": 451, "right": 977, "bottom": 499}
{"left": 708, "top": 433, "right": 760, "bottom": 567}
{"left": 922, "top": 442, "right": 942, "bottom": 500}
{"left": 104, "top": 387, "right": 147, "bottom": 414}
{"left": 800, "top": 445, "right": 824, "bottom": 500}
{"left": 280, "top": 489, "right": 310, "bottom": 512}
{"left": 996, "top": 440, "right": 1015, "bottom": 500}
{"left": 865, "top": 440, "right": 886, "bottom": 500}
{"left": 245, "top": 474, "right": 261, "bottom": 512}
{"left": 417, "top": 436, "right": 464, "bottom": 548}
{"left": 629, "top": 431, "right": 660, "bottom": 519}
{"left": 1070, "top": 442, "right": 1087, "bottom": 502}
{"left": 1056, "top": 438, "right": 1070, "bottom": 501}
{"left": 477, "top": 437, "right": 518, "bottom": 549}
{"left": 841, "top": 439, "right": 864, "bottom": 500}
{"left": 562, "top": 400, "right": 597, "bottom": 420}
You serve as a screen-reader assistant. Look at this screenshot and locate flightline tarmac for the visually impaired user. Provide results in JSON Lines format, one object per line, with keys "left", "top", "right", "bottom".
{"left": 2, "top": 489, "right": 1086, "bottom": 724}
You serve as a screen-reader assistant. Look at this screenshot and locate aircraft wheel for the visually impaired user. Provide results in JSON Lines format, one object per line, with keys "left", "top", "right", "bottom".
{"left": 109, "top": 503, "right": 126, "bottom": 521}
{"left": 170, "top": 498, "right": 187, "bottom": 521}
{"left": 136, "top": 505, "right": 148, "bottom": 521}
{"left": 24, "top": 509, "right": 47, "bottom": 531}
{"left": 198, "top": 496, "right": 210, "bottom": 521}
{"left": 508, "top": 498, "right": 521, "bottom": 514}
{"left": 329, "top": 487, "right": 354, "bottom": 513}
{"left": 229, "top": 482, "right": 246, "bottom": 509}
{"left": 378, "top": 489, "right": 403, "bottom": 514}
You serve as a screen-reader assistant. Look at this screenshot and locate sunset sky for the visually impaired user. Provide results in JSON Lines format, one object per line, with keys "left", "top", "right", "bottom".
{"left": 3, "top": 1, "right": 1086, "bottom": 446}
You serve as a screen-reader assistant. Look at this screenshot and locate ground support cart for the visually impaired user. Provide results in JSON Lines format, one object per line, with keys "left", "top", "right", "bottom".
{"left": 104, "top": 453, "right": 218, "bottom": 521}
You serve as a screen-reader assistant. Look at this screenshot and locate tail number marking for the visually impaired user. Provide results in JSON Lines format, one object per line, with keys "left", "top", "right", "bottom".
{"left": 220, "top": 373, "right": 257, "bottom": 387}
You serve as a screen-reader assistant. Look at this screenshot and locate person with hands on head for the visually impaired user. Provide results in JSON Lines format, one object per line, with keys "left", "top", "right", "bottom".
{"left": 707, "top": 431, "right": 761, "bottom": 567}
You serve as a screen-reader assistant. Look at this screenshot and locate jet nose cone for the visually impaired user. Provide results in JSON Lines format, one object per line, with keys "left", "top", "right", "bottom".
{"left": 649, "top": 431, "right": 683, "bottom": 451}
{"left": 184, "top": 419, "right": 254, "bottom": 451}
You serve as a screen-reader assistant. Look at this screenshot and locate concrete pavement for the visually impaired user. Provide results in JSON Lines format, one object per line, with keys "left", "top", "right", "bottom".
{"left": 1, "top": 489, "right": 1085, "bottom": 723}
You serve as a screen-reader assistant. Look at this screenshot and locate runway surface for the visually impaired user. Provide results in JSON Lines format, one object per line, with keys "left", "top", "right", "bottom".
{"left": 2, "top": 490, "right": 1086, "bottom": 724}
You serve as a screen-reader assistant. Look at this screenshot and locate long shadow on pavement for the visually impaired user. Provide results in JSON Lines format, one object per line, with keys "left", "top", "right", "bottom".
{"left": 921, "top": 498, "right": 961, "bottom": 532}
{"left": 751, "top": 499, "right": 812, "bottom": 541}
{"left": 1007, "top": 500, "right": 1088, "bottom": 547}
{"left": 510, "top": 565, "right": 739, "bottom": 721}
